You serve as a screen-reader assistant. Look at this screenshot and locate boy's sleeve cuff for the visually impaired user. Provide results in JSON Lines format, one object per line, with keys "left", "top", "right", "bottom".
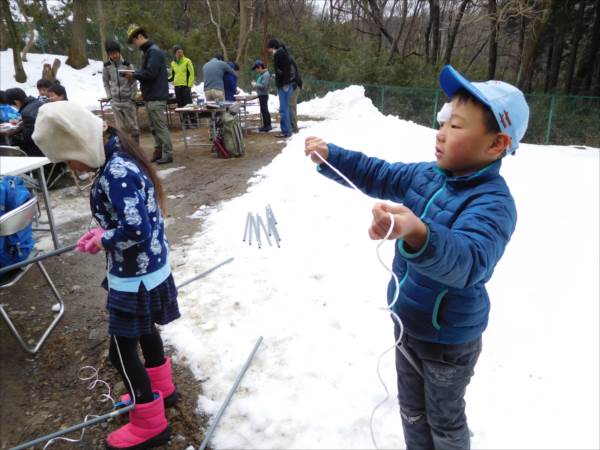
{"left": 397, "top": 223, "right": 430, "bottom": 259}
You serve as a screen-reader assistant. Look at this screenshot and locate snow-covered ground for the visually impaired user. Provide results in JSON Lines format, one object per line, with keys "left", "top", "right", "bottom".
{"left": 1, "top": 49, "right": 105, "bottom": 110}
{"left": 3, "top": 52, "right": 599, "bottom": 449}
{"left": 161, "top": 87, "right": 599, "bottom": 449}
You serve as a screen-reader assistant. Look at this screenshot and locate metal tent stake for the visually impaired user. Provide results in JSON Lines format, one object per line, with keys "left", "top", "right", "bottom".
{"left": 9, "top": 405, "right": 135, "bottom": 450}
{"left": 198, "top": 336, "right": 263, "bottom": 450}
{"left": 242, "top": 205, "right": 281, "bottom": 248}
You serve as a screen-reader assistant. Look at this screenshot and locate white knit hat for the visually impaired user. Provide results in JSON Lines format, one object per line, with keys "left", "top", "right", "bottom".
{"left": 32, "top": 101, "right": 105, "bottom": 168}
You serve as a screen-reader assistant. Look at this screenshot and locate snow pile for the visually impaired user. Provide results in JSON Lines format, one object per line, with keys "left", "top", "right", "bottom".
{"left": 1, "top": 49, "right": 105, "bottom": 110}
{"left": 161, "top": 86, "right": 599, "bottom": 448}
{"left": 298, "top": 85, "right": 380, "bottom": 120}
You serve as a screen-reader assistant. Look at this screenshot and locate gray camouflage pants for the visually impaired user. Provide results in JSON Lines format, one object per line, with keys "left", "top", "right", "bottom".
{"left": 145, "top": 100, "right": 173, "bottom": 158}
{"left": 112, "top": 100, "right": 139, "bottom": 141}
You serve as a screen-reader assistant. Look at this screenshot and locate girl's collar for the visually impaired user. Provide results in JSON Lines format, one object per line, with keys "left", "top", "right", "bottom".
{"left": 104, "top": 134, "right": 121, "bottom": 159}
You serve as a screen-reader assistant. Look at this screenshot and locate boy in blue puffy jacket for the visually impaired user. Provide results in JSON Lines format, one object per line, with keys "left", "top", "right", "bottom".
{"left": 304, "top": 65, "right": 529, "bottom": 449}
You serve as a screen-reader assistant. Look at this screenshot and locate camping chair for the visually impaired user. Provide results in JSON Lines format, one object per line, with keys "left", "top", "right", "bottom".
{"left": 0, "top": 145, "right": 43, "bottom": 219}
{"left": 0, "top": 195, "right": 65, "bottom": 354}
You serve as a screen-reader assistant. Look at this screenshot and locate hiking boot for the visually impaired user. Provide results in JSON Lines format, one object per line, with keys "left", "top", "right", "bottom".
{"left": 275, "top": 133, "right": 291, "bottom": 138}
{"left": 151, "top": 150, "right": 162, "bottom": 163}
{"left": 258, "top": 126, "right": 272, "bottom": 132}
{"left": 156, "top": 156, "right": 174, "bottom": 165}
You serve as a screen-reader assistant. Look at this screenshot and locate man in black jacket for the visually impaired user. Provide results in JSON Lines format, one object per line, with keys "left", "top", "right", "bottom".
{"left": 4, "top": 88, "right": 44, "bottom": 156}
{"left": 268, "top": 39, "right": 294, "bottom": 138}
{"left": 126, "top": 24, "right": 174, "bottom": 164}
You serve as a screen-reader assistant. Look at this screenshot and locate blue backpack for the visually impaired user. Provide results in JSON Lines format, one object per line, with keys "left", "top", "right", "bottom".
{"left": 0, "top": 176, "right": 34, "bottom": 269}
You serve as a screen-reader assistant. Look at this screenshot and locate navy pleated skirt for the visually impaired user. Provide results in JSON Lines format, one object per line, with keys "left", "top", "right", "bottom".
{"left": 102, "top": 274, "right": 180, "bottom": 338}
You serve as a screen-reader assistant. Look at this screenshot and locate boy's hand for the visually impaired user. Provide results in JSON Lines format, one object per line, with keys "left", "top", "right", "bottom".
{"left": 304, "top": 136, "right": 329, "bottom": 164}
{"left": 369, "top": 202, "right": 427, "bottom": 251}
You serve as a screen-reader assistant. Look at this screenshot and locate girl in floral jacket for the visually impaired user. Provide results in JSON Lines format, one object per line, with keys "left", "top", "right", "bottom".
{"left": 33, "top": 101, "right": 178, "bottom": 450}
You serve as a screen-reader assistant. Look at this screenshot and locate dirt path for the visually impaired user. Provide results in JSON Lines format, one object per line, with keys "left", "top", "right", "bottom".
{"left": 0, "top": 117, "right": 286, "bottom": 450}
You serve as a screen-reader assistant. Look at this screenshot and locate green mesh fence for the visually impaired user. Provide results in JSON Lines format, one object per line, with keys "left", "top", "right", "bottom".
{"left": 300, "top": 79, "right": 600, "bottom": 147}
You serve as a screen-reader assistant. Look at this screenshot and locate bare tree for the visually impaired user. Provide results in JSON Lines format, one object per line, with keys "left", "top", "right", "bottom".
{"left": 96, "top": 0, "right": 107, "bottom": 61}
{"left": 235, "top": 0, "right": 255, "bottom": 63}
{"left": 565, "top": 0, "right": 586, "bottom": 93}
{"left": 487, "top": 0, "right": 498, "bottom": 79}
{"left": 443, "top": 0, "right": 470, "bottom": 65}
{"left": 386, "top": 0, "right": 408, "bottom": 64}
{"left": 16, "top": 0, "right": 36, "bottom": 62}
{"left": 1, "top": 0, "right": 27, "bottom": 82}
{"left": 574, "top": 0, "right": 600, "bottom": 93}
{"left": 424, "top": 0, "right": 440, "bottom": 64}
{"left": 517, "top": 0, "right": 556, "bottom": 91}
{"left": 206, "top": 0, "right": 228, "bottom": 60}
{"left": 66, "top": 0, "right": 89, "bottom": 69}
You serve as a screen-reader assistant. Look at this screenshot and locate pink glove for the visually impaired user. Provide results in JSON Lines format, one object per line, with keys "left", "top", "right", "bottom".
{"left": 77, "top": 227, "right": 105, "bottom": 254}
{"left": 76, "top": 230, "right": 95, "bottom": 252}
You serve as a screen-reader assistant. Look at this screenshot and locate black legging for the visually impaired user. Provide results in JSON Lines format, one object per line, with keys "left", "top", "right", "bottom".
{"left": 108, "top": 325, "right": 165, "bottom": 404}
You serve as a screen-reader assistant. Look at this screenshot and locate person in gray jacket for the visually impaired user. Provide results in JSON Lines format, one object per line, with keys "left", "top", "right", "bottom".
{"left": 251, "top": 59, "right": 271, "bottom": 132}
{"left": 103, "top": 40, "right": 140, "bottom": 143}
{"left": 201, "top": 55, "right": 237, "bottom": 102}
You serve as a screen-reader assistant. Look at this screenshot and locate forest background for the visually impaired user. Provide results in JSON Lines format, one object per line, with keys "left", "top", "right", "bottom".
{"left": 2, "top": 0, "right": 599, "bottom": 145}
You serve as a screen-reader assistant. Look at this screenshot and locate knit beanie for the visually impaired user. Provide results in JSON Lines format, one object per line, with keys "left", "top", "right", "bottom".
{"left": 32, "top": 102, "right": 105, "bottom": 168}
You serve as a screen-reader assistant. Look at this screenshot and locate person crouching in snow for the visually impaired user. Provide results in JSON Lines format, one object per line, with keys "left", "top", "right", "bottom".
{"left": 33, "top": 101, "right": 179, "bottom": 450}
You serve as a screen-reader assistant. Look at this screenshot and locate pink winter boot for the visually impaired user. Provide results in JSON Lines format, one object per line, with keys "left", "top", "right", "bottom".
{"left": 121, "top": 357, "right": 178, "bottom": 408}
{"left": 106, "top": 391, "right": 171, "bottom": 450}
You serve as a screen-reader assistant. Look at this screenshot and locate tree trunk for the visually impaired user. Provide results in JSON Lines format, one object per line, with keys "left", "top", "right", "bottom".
{"left": 487, "top": 0, "right": 498, "bottom": 79}
{"left": 66, "top": 0, "right": 89, "bottom": 69}
{"left": 16, "top": 0, "right": 35, "bottom": 62}
{"left": 575, "top": 0, "right": 600, "bottom": 93}
{"left": 548, "top": 5, "right": 567, "bottom": 92}
{"left": 517, "top": 0, "right": 555, "bottom": 91}
{"left": 592, "top": 47, "right": 600, "bottom": 95}
{"left": 386, "top": 0, "right": 408, "bottom": 64}
{"left": 401, "top": 0, "right": 423, "bottom": 57}
{"left": 565, "top": 0, "right": 586, "bottom": 93}
{"left": 263, "top": 0, "right": 269, "bottom": 65}
{"left": 443, "top": 0, "right": 469, "bottom": 65}
{"left": 236, "top": 0, "right": 255, "bottom": 64}
{"left": 206, "top": 0, "right": 228, "bottom": 60}
{"left": 1, "top": 0, "right": 27, "bottom": 82}
{"left": 429, "top": 0, "right": 440, "bottom": 65}
{"left": 96, "top": 0, "right": 106, "bottom": 61}
{"left": 424, "top": 5, "right": 432, "bottom": 63}
{"left": 543, "top": 37, "right": 554, "bottom": 91}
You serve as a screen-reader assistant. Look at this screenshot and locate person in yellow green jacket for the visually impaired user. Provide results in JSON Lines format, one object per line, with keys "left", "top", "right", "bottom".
{"left": 169, "top": 45, "right": 196, "bottom": 125}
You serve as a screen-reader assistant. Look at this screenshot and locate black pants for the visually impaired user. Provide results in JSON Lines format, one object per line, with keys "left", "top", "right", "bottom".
{"left": 175, "top": 85, "right": 196, "bottom": 125}
{"left": 109, "top": 325, "right": 166, "bottom": 405}
{"left": 394, "top": 323, "right": 482, "bottom": 450}
{"left": 258, "top": 94, "right": 271, "bottom": 129}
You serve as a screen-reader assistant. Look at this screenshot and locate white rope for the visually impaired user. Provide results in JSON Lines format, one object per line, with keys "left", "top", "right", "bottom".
{"left": 42, "top": 338, "right": 136, "bottom": 448}
{"left": 311, "top": 151, "right": 404, "bottom": 449}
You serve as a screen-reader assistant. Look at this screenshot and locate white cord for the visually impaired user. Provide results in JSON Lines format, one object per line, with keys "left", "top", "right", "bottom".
{"left": 42, "top": 338, "right": 136, "bottom": 448}
{"left": 113, "top": 335, "right": 137, "bottom": 409}
{"left": 78, "top": 366, "right": 115, "bottom": 404}
{"left": 311, "top": 151, "right": 404, "bottom": 449}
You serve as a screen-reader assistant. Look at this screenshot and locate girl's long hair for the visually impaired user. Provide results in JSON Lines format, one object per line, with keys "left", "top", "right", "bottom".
{"left": 106, "top": 125, "right": 166, "bottom": 213}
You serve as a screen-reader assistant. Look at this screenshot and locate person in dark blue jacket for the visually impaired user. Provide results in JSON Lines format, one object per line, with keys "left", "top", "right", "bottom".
{"left": 304, "top": 65, "right": 529, "bottom": 450}
{"left": 223, "top": 61, "right": 239, "bottom": 102}
{"left": 125, "top": 24, "right": 174, "bottom": 165}
{"left": 32, "top": 101, "right": 178, "bottom": 450}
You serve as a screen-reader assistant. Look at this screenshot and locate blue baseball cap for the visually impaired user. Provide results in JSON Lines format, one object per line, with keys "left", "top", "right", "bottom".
{"left": 439, "top": 65, "right": 529, "bottom": 154}
{"left": 251, "top": 59, "right": 264, "bottom": 70}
